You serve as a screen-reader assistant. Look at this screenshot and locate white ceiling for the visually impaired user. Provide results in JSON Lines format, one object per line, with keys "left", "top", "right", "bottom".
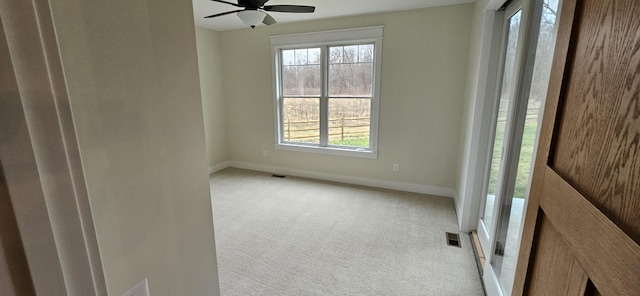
{"left": 193, "top": 0, "right": 475, "bottom": 31}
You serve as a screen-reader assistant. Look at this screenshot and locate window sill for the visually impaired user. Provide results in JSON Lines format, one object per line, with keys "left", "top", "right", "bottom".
{"left": 275, "top": 143, "right": 378, "bottom": 159}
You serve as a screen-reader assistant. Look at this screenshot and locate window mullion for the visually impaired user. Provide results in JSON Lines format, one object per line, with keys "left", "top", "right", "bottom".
{"left": 320, "top": 45, "right": 329, "bottom": 146}
{"left": 277, "top": 49, "right": 285, "bottom": 143}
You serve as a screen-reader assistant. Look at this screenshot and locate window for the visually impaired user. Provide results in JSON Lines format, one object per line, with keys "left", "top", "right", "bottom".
{"left": 270, "top": 27, "right": 383, "bottom": 158}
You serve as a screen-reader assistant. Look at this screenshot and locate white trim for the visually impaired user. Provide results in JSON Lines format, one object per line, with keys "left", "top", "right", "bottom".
{"left": 271, "top": 45, "right": 283, "bottom": 153}
{"left": 208, "top": 161, "right": 232, "bottom": 175}
{"left": 0, "top": 0, "right": 106, "bottom": 294}
{"left": 369, "top": 36, "right": 383, "bottom": 154}
{"left": 478, "top": 4, "right": 514, "bottom": 261}
{"left": 275, "top": 143, "right": 379, "bottom": 159}
{"left": 227, "top": 161, "right": 455, "bottom": 198}
{"left": 457, "top": 1, "right": 505, "bottom": 233}
{"left": 270, "top": 26, "right": 384, "bottom": 47}
{"left": 483, "top": 263, "right": 505, "bottom": 296}
{"left": 477, "top": 217, "right": 493, "bottom": 263}
{"left": 320, "top": 45, "right": 329, "bottom": 147}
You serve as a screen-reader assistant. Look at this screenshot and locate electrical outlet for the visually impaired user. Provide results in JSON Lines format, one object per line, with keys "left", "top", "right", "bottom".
{"left": 262, "top": 150, "right": 268, "bottom": 157}
{"left": 121, "top": 279, "right": 149, "bottom": 296}
{"left": 393, "top": 163, "right": 399, "bottom": 172}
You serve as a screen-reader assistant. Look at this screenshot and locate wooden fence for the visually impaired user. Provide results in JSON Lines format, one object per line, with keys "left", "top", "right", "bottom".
{"left": 285, "top": 117, "right": 370, "bottom": 142}
{"left": 497, "top": 108, "right": 541, "bottom": 123}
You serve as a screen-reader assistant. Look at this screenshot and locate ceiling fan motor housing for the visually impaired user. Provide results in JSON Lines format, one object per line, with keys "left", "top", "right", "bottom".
{"left": 206, "top": 0, "right": 315, "bottom": 28}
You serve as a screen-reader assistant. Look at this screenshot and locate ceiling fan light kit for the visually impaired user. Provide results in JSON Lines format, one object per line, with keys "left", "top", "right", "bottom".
{"left": 237, "top": 10, "right": 266, "bottom": 28}
{"left": 206, "top": 0, "right": 315, "bottom": 29}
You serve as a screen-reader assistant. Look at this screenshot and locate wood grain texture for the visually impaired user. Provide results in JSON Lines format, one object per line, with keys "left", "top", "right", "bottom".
{"left": 540, "top": 168, "right": 640, "bottom": 295}
{"left": 551, "top": 0, "right": 640, "bottom": 244}
{"left": 471, "top": 231, "right": 485, "bottom": 269}
{"left": 524, "top": 215, "right": 589, "bottom": 295}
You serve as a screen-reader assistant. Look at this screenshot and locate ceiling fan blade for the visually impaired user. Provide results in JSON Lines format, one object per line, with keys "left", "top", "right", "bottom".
{"left": 263, "top": 5, "right": 315, "bottom": 13}
{"left": 262, "top": 13, "right": 277, "bottom": 25}
{"left": 204, "top": 9, "right": 243, "bottom": 18}
{"left": 210, "top": 0, "right": 242, "bottom": 7}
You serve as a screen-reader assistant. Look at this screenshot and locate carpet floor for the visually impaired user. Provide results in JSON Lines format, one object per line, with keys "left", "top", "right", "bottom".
{"left": 210, "top": 168, "right": 484, "bottom": 296}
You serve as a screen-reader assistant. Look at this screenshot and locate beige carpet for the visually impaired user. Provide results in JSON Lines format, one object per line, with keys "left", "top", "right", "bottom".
{"left": 210, "top": 168, "right": 484, "bottom": 296}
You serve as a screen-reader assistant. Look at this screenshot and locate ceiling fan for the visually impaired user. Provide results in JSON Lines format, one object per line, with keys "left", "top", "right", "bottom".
{"left": 205, "top": 0, "right": 315, "bottom": 29}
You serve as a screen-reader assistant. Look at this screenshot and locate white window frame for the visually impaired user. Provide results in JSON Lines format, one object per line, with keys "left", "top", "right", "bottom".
{"left": 270, "top": 26, "right": 383, "bottom": 159}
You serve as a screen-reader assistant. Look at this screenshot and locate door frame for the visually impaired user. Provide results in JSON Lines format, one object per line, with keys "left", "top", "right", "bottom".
{"left": 456, "top": 0, "right": 509, "bottom": 233}
{"left": 474, "top": 0, "right": 549, "bottom": 294}
{"left": 480, "top": 2, "right": 530, "bottom": 295}
{"left": 0, "top": 0, "right": 107, "bottom": 294}
{"left": 477, "top": 0, "right": 528, "bottom": 256}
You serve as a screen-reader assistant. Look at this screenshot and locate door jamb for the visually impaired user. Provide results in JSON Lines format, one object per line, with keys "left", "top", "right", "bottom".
{"left": 477, "top": 7, "right": 508, "bottom": 260}
{"left": 457, "top": 0, "right": 507, "bottom": 233}
{"left": 0, "top": 0, "right": 107, "bottom": 294}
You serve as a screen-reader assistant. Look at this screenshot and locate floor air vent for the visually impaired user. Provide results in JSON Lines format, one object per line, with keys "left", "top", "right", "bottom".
{"left": 271, "top": 174, "right": 286, "bottom": 178}
{"left": 446, "top": 232, "right": 461, "bottom": 248}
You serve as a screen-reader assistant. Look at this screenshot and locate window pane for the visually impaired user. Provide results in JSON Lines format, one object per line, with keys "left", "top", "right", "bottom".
{"left": 329, "top": 45, "right": 374, "bottom": 97}
{"left": 483, "top": 10, "right": 522, "bottom": 232}
{"left": 282, "top": 48, "right": 321, "bottom": 96}
{"left": 294, "top": 49, "right": 308, "bottom": 65}
{"left": 308, "top": 48, "right": 320, "bottom": 65}
{"left": 359, "top": 44, "right": 373, "bottom": 62}
{"left": 282, "top": 50, "right": 295, "bottom": 65}
{"left": 328, "top": 98, "right": 371, "bottom": 147}
{"left": 283, "top": 98, "right": 320, "bottom": 144}
{"left": 329, "top": 46, "right": 343, "bottom": 63}
{"left": 343, "top": 45, "right": 358, "bottom": 63}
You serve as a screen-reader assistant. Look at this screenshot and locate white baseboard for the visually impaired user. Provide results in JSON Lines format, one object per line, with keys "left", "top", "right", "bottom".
{"left": 226, "top": 161, "right": 455, "bottom": 198}
{"left": 208, "top": 161, "right": 231, "bottom": 175}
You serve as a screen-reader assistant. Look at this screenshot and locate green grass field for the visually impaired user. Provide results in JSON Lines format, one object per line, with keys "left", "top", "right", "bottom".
{"left": 329, "top": 135, "right": 369, "bottom": 147}
{"left": 488, "top": 120, "right": 538, "bottom": 199}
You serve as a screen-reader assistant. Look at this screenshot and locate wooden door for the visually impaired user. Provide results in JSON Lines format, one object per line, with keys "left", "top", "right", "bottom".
{"left": 513, "top": 0, "right": 640, "bottom": 295}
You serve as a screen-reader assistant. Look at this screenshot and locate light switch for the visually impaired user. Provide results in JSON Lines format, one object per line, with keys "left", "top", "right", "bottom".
{"left": 121, "top": 278, "right": 150, "bottom": 296}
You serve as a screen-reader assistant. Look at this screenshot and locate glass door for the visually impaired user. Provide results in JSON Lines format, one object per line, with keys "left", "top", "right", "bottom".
{"left": 479, "top": 4, "right": 523, "bottom": 247}
{"left": 477, "top": 3, "right": 524, "bottom": 280}
{"left": 477, "top": 0, "right": 560, "bottom": 295}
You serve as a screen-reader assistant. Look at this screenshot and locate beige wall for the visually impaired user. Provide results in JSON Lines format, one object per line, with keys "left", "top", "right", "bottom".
{"left": 215, "top": 4, "right": 473, "bottom": 192}
{"left": 47, "top": 0, "right": 220, "bottom": 295}
{"left": 196, "top": 28, "right": 229, "bottom": 171}
{"left": 0, "top": 20, "right": 33, "bottom": 295}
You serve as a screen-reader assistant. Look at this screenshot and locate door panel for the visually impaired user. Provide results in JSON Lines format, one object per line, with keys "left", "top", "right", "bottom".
{"left": 525, "top": 215, "right": 588, "bottom": 295}
{"left": 539, "top": 169, "right": 640, "bottom": 295}
{"left": 550, "top": 0, "right": 640, "bottom": 244}
{"left": 514, "top": 0, "right": 640, "bottom": 295}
